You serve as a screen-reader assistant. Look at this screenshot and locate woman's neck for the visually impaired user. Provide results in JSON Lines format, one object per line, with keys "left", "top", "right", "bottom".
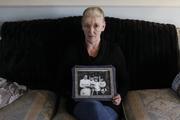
{"left": 86, "top": 40, "right": 100, "bottom": 57}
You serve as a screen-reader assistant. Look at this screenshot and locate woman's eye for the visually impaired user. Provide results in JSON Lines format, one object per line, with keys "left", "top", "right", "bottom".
{"left": 94, "top": 24, "right": 101, "bottom": 31}
{"left": 95, "top": 24, "right": 99, "bottom": 28}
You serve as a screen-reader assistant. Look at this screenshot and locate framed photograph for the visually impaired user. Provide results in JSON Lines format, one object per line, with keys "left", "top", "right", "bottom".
{"left": 72, "top": 65, "right": 116, "bottom": 101}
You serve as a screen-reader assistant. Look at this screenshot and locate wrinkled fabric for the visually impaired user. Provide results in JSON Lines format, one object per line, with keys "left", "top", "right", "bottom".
{"left": 172, "top": 72, "right": 180, "bottom": 96}
{"left": 0, "top": 77, "right": 27, "bottom": 109}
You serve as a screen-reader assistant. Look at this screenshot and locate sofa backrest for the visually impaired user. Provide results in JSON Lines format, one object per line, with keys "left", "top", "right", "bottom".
{"left": 0, "top": 16, "right": 179, "bottom": 92}
{"left": 0, "top": 19, "right": 62, "bottom": 92}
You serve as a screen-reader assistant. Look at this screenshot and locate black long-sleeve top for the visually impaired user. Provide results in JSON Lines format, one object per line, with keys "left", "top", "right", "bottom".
{"left": 61, "top": 38, "right": 129, "bottom": 114}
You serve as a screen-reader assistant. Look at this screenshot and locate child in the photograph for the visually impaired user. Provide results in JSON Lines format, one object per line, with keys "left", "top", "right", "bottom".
{"left": 98, "top": 76, "right": 107, "bottom": 94}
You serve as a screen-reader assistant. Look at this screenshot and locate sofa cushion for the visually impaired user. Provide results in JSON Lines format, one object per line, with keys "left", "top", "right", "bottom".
{"left": 0, "top": 90, "right": 56, "bottom": 120}
{"left": 123, "top": 89, "right": 180, "bottom": 120}
{"left": 52, "top": 96, "right": 76, "bottom": 120}
{"left": 53, "top": 112, "right": 76, "bottom": 120}
{"left": 172, "top": 72, "right": 180, "bottom": 96}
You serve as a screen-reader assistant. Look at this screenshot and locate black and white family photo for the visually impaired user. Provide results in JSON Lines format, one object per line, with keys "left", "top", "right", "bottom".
{"left": 72, "top": 66, "right": 116, "bottom": 100}
{"left": 79, "top": 72, "right": 109, "bottom": 96}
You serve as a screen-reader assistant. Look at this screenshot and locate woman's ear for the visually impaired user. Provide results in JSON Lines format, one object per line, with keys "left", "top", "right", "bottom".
{"left": 102, "top": 21, "right": 106, "bottom": 31}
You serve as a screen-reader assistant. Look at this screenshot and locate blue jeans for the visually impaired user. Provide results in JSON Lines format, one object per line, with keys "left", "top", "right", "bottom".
{"left": 73, "top": 100, "right": 118, "bottom": 120}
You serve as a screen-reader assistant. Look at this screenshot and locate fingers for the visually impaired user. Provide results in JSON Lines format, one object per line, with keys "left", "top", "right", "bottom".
{"left": 112, "top": 94, "right": 121, "bottom": 106}
{"left": 112, "top": 94, "right": 120, "bottom": 100}
{"left": 112, "top": 98, "right": 121, "bottom": 105}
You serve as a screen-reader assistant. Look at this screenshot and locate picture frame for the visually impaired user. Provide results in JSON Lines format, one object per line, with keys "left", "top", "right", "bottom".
{"left": 72, "top": 65, "right": 116, "bottom": 101}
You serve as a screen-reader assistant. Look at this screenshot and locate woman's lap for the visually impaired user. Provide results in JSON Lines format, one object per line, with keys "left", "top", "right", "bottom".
{"left": 73, "top": 100, "right": 118, "bottom": 120}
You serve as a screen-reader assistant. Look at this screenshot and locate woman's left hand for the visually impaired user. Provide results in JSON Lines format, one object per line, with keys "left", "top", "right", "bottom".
{"left": 112, "top": 94, "right": 121, "bottom": 106}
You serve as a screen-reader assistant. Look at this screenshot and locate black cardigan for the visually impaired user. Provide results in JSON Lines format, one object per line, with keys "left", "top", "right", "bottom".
{"left": 61, "top": 38, "right": 129, "bottom": 114}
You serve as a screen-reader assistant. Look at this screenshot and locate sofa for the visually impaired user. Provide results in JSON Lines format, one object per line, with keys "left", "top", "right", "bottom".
{"left": 0, "top": 16, "right": 179, "bottom": 120}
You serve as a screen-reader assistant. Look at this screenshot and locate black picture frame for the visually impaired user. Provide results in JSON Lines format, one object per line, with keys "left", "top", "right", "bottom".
{"left": 72, "top": 65, "right": 116, "bottom": 101}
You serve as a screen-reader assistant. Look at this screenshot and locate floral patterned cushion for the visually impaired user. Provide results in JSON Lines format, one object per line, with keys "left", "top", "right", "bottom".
{"left": 0, "top": 77, "right": 27, "bottom": 109}
{"left": 172, "top": 72, "right": 180, "bottom": 96}
{"left": 123, "top": 89, "right": 180, "bottom": 120}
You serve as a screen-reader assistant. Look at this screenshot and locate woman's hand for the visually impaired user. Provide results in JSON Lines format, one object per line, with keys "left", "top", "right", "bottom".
{"left": 112, "top": 94, "right": 121, "bottom": 106}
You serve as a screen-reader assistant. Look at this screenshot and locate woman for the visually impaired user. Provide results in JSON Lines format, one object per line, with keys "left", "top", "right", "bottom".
{"left": 62, "top": 7, "right": 129, "bottom": 120}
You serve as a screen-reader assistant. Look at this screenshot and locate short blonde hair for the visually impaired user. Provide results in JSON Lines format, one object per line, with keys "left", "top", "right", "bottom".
{"left": 82, "top": 7, "right": 105, "bottom": 23}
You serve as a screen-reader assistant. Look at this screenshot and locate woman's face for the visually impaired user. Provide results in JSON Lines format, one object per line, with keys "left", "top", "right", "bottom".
{"left": 82, "top": 16, "right": 105, "bottom": 44}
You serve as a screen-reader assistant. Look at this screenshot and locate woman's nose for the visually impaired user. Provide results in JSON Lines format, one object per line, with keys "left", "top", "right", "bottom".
{"left": 89, "top": 27, "right": 95, "bottom": 34}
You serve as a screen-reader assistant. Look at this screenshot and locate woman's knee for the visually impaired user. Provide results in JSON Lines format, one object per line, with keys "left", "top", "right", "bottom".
{"left": 73, "top": 101, "right": 102, "bottom": 120}
{"left": 74, "top": 100, "right": 102, "bottom": 112}
{"left": 73, "top": 101, "right": 118, "bottom": 120}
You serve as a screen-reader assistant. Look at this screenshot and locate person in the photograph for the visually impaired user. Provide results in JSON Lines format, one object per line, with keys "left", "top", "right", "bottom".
{"left": 100, "top": 87, "right": 107, "bottom": 95}
{"left": 99, "top": 76, "right": 106, "bottom": 88}
{"left": 91, "top": 76, "right": 101, "bottom": 95}
{"left": 98, "top": 76, "right": 107, "bottom": 94}
{"left": 79, "top": 75, "right": 90, "bottom": 88}
{"left": 79, "top": 75, "right": 91, "bottom": 96}
{"left": 80, "top": 87, "right": 91, "bottom": 96}
{"left": 89, "top": 76, "right": 95, "bottom": 95}
{"left": 62, "top": 6, "right": 129, "bottom": 120}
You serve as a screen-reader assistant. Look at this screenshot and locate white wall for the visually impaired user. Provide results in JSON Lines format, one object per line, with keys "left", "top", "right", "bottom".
{"left": 0, "top": 6, "right": 180, "bottom": 27}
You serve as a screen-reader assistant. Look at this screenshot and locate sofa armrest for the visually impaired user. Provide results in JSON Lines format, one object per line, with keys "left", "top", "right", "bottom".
{"left": 122, "top": 89, "right": 180, "bottom": 120}
{"left": 0, "top": 90, "right": 56, "bottom": 120}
